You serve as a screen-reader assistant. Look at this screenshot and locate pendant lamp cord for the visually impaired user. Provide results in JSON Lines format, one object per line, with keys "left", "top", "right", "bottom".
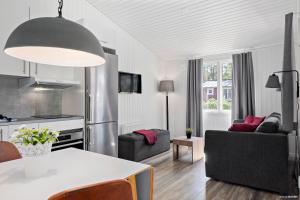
{"left": 58, "top": 0, "right": 63, "bottom": 17}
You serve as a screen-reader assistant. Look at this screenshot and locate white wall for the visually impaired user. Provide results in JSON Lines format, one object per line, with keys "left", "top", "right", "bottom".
{"left": 252, "top": 43, "right": 299, "bottom": 156}
{"left": 56, "top": 0, "right": 164, "bottom": 133}
{"left": 161, "top": 60, "right": 187, "bottom": 139}
{"left": 252, "top": 44, "right": 283, "bottom": 116}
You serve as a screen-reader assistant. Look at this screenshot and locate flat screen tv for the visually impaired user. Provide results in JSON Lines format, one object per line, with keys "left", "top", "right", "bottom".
{"left": 119, "top": 72, "right": 142, "bottom": 93}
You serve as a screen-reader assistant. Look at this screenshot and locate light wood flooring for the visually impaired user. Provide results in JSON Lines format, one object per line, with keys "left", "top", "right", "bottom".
{"left": 142, "top": 146, "right": 296, "bottom": 200}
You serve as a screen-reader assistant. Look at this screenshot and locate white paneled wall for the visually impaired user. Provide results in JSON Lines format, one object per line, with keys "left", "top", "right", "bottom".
{"left": 252, "top": 44, "right": 283, "bottom": 116}
{"left": 54, "top": 0, "right": 163, "bottom": 134}
{"left": 161, "top": 60, "right": 187, "bottom": 139}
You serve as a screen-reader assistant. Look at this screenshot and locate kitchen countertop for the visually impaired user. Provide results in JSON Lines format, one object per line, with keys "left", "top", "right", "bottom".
{"left": 0, "top": 116, "right": 84, "bottom": 126}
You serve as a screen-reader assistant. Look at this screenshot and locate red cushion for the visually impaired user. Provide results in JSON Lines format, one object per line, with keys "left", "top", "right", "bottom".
{"left": 228, "top": 123, "right": 258, "bottom": 132}
{"left": 244, "top": 115, "right": 265, "bottom": 125}
{"left": 251, "top": 116, "right": 265, "bottom": 125}
{"left": 244, "top": 115, "right": 254, "bottom": 124}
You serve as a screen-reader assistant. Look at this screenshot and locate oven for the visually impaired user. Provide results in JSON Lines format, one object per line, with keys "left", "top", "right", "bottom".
{"left": 52, "top": 128, "right": 84, "bottom": 151}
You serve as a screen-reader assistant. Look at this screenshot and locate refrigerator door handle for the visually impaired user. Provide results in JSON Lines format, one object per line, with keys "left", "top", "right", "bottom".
{"left": 89, "top": 129, "right": 94, "bottom": 146}
{"left": 86, "top": 94, "right": 91, "bottom": 123}
{"left": 86, "top": 126, "right": 90, "bottom": 150}
{"left": 86, "top": 126, "right": 94, "bottom": 148}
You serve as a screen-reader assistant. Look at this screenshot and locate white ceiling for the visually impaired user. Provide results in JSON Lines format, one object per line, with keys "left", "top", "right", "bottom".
{"left": 87, "top": 0, "right": 297, "bottom": 60}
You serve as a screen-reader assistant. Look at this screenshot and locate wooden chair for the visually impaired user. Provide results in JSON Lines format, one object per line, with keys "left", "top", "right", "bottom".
{"left": 48, "top": 180, "right": 133, "bottom": 200}
{"left": 0, "top": 141, "right": 22, "bottom": 163}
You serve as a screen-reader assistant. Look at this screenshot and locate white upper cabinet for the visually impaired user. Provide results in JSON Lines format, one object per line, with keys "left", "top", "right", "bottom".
{"left": 63, "top": 0, "right": 116, "bottom": 49}
{"left": 84, "top": 19, "right": 116, "bottom": 50}
{"left": 29, "top": 0, "right": 57, "bottom": 19}
{"left": 30, "top": 63, "right": 75, "bottom": 81}
{"left": 0, "top": 0, "right": 30, "bottom": 77}
{"left": 28, "top": 0, "right": 77, "bottom": 82}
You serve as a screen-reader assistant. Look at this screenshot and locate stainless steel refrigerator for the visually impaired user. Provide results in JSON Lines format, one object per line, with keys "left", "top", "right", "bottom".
{"left": 85, "top": 52, "right": 118, "bottom": 157}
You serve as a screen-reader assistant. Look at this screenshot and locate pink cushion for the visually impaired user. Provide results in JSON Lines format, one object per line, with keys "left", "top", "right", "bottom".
{"left": 228, "top": 123, "right": 259, "bottom": 132}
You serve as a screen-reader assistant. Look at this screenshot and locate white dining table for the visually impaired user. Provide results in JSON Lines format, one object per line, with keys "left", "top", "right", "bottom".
{"left": 0, "top": 148, "right": 153, "bottom": 200}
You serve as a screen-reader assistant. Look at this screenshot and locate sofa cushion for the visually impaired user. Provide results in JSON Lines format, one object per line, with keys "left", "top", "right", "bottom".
{"left": 251, "top": 116, "right": 265, "bottom": 125}
{"left": 244, "top": 115, "right": 255, "bottom": 124}
{"left": 244, "top": 115, "right": 265, "bottom": 125}
{"left": 256, "top": 112, "right": 281, "bottom": 133}
{"left": 228, "top": 123, "right": 258, "bottom": 132}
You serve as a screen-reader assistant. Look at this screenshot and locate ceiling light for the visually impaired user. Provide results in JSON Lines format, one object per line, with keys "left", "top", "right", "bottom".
{"left": 4, "top": 0, "right": 105, "bottom": 67}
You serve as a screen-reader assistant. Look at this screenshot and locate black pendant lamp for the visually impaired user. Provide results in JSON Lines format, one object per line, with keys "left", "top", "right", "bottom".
{"left": 4, "top": 0, "right": 105, "bottom": 67}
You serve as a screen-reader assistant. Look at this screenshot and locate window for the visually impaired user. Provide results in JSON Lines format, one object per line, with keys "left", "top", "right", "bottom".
{"left": 223, "top": 88, "right": 232, "bottom": 100}
{"left": 202, "top": 62, "right": 218, "bottom": 110}
{"left": 222, "top": 62, "right": 232, "bottom": 110}
{"left": 207, "top": 88, "right": 214, "bottom": 95}
{"left": 202, "top": 60, "right": 232, "bottom": 111}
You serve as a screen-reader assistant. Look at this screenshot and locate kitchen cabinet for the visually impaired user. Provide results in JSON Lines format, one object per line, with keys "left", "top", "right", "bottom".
{"left": 0, "top": 119, "right": 84, "bottom": 141}
{"left": 0, "top": 126, "right": 9, "bottom": 141}
{"left": 39, "top": 119, "right": 84, "bottom": 131}
{"left": 8, "top": 123, "right": 38, "bottom": 140}
{"left": 30, "top": 63, "right": 76, "bottom": 82}
{"left": 84, "top": 17, "right": 117, "bottom": 50}
{"left": 29, "top": 0, "right": 57, "bottom": 19}
{"left": 1, "top": 119, "right": 84, "bottom": 141}
{"left": 28, "top": 0, "right": 77, "bottom": 82}
{"left": 0, "top": 0, "right": 30, "bottom": 77}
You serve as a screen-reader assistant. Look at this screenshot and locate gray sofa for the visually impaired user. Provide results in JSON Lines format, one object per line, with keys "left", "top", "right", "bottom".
{"left": 118, "top": 129, "right": 170, "bottom": 161}
{"left": 205, "top": 113, "right": 292, "bottom": 194}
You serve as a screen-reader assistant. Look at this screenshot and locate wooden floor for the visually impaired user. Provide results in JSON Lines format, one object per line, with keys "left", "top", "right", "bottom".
{"left": 142, "top": 146, "right": 290, "bottom": 200}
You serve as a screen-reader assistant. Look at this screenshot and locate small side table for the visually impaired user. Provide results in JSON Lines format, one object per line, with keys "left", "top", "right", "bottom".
{"left": 173, "top": 136, "right": 204, "bottom": 163}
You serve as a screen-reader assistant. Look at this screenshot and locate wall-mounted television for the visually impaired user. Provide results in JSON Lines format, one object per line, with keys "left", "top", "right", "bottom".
{"left": 119, "top": 72, "right": 142, "bottom": 93}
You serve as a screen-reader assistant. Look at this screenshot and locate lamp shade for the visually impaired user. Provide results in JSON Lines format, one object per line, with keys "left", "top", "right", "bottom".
{"left": 4, "top": 17, "right": 105, "bottom": 67}
{"left": 265, "top": 74, "right": 281, "bottom": 88}
{"left": 159, "top": 80, "right": 174, "bottom": 92}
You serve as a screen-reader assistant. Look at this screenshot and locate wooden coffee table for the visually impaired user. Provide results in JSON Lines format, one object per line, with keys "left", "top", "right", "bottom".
{"left": 172, "top": 136, "right": 204, "bottom": 163}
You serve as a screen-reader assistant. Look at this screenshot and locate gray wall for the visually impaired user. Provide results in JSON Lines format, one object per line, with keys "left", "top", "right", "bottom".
{"left": 0, "top": 76, "right": 62, "bottom": 118}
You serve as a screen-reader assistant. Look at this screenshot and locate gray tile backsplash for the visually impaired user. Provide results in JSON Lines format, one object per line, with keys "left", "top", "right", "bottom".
{"left": 0, "top": 76, "right": 62, "bottom": 118}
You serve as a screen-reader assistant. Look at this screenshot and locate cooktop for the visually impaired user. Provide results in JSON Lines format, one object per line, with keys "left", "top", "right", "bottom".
{"left": 32, "top": 115, "right": 78, "bottom": 119}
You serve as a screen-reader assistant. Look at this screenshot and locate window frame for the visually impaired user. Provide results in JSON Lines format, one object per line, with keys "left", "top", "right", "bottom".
{"left": 202, "top": 59, "right": 232, "bottom": 112}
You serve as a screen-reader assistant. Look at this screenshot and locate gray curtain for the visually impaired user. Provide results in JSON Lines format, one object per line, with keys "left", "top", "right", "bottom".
{"left": 232, "top": 52, "right": 255, "bottom": 120}
{"left": 186, "top": 59, "right": 203, "bottom": 137}
{"left": 281, "top": 12, "right": 295, "bottom": 131}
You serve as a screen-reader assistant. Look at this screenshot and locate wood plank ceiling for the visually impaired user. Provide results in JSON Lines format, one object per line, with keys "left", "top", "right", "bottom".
{"left": 87, "top": 0, "right": 297, "bottom": 60}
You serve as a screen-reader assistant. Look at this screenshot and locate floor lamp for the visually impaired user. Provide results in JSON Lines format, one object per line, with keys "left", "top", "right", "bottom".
{"left": 159, "top": 80, "right": 174, "bottom": 130}
{"left": 265, "top": 69, "right": 299, "bottom": 187}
